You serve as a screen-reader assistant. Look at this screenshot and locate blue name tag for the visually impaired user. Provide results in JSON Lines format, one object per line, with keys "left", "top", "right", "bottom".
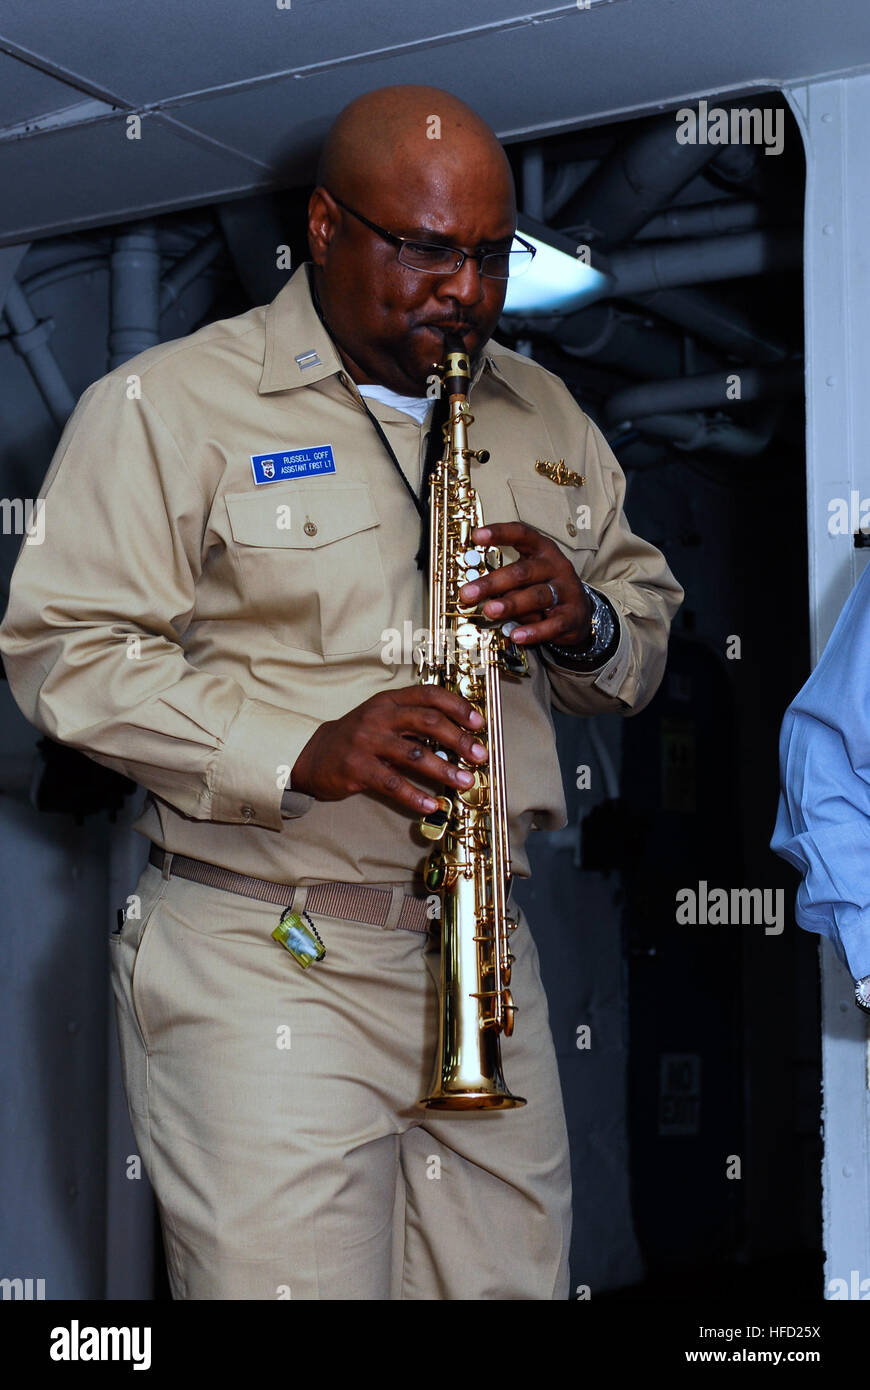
{"left": 251, "top": 445, "right": 336, "bottom": 485}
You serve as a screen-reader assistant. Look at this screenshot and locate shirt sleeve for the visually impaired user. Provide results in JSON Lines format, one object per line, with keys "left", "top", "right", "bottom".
{"left": 539, "top": 418, "right": 684, "bottom": 717}
{"left": 770, "top": 565, "right": 870, "bottom": 979}
{"left": 0, "top": 376, "right": 319, "bottom": 832}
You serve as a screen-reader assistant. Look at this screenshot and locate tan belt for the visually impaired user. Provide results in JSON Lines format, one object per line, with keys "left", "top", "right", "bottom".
{"left": 148, "top": 844, "right": 433, "bottom": 933}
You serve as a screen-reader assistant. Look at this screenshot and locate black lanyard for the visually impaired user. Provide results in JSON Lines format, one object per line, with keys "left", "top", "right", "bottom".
{"left": 357, "top": 391, "right": 449, "bottom": 575}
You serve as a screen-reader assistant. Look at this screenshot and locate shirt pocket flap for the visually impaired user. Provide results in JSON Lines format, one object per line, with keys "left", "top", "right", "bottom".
{"left": 225, "top": 483, "right": 380, "bottom": 550}
{"left": 507, "top": 478, "right": 597, "bottom": 551}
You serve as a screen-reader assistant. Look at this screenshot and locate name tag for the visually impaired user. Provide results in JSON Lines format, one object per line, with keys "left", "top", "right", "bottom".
{"left": 251, "top": 445, "right": 336, "bottom": 485}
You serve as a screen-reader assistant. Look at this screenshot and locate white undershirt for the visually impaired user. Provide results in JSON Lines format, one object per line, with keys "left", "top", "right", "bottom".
{"left": 357, "top": 383, "right": 433, "bottom": 425}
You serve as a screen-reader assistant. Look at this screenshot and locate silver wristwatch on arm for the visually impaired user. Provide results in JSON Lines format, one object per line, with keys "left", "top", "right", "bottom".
{"left": 545, "top": 581, "right": 619, "bottom": 670}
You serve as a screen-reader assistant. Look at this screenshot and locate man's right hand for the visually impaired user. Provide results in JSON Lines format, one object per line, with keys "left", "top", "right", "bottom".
{"left": 290, "top": 686, "right": 489, "bottom": 815}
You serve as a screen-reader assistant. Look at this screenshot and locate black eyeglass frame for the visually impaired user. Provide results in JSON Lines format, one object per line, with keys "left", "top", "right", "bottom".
{"left": 324, "top": 189, "right": 536, "bottom": 280}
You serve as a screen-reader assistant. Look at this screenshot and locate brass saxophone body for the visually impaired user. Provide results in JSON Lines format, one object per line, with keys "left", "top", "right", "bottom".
{"left": 415, "top": 335, "right": 530, "bottom": 1110}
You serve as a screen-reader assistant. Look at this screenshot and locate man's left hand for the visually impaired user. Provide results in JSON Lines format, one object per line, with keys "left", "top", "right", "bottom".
{"left": 458, "top": 522, "right": 592, "bottom": 648}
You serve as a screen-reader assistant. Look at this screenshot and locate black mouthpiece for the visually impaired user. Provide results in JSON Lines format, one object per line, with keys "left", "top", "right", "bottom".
{"left": 440, "top": 335, "right": 471, "bottom": 396}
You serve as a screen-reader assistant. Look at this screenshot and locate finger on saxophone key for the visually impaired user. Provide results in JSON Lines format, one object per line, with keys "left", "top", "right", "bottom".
{"left": 434, "top": 750, "right": 476, "bottom": 788}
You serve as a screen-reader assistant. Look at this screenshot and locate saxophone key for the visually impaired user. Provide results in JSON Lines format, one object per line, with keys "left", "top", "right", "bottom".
{"left": 502, "top": 990, "right": 518, "bottom": 1036}
{"left": 419, "top": 794, "right": 452, "bottom": 842}
{"left": 457, "top": 772, "right": 485, "bottom": 807}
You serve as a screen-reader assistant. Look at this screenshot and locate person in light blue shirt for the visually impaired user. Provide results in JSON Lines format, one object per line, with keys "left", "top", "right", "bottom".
{"left": 771, "top": 562, "right": 870, "bottom": 1011}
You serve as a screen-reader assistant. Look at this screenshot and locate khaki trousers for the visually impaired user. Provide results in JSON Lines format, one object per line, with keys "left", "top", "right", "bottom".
{"left": 110, "top": 860, "right": 573, "bottom": 1300}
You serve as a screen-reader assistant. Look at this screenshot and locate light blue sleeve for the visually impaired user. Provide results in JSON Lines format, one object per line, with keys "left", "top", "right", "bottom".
{"left": 770, "top": 564, "right": 870, "bottom": 980}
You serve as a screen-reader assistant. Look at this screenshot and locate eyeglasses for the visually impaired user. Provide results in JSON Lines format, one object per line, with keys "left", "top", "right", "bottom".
{"left": 325, "top": 190, "right": 536, "bottom": 280}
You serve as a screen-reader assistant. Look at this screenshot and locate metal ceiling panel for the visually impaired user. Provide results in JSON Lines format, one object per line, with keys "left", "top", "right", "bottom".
{"left": 0, "top": 114, "right": 268, "bottom": 247}
{"left": 0, "top": 50, "right": 84, "bottom": 128}
{"left": 0, "top": 0, "right": 595, "bottom": 107}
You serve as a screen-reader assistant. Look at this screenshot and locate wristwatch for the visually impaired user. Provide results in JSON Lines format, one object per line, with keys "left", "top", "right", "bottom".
{"left": 545, "top": 583, "right": 618, "bottom": 669}
{"left": 855, "top": 975, "right": 870, "bottom": 1014}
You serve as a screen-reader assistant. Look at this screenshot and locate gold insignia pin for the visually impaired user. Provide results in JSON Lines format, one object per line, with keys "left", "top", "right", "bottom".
{"left": 535, "top": 458, "right": 585, "bottom": 487}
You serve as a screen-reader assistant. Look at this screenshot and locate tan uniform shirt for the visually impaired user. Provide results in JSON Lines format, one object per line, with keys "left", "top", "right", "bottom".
{"left": 0, "top": 262, "right": 683, "bottom": 885}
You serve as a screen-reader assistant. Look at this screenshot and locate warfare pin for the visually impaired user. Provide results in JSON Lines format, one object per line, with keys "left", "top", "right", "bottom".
{"left": 535, "top": 458, "right": 585, "bottom": 487}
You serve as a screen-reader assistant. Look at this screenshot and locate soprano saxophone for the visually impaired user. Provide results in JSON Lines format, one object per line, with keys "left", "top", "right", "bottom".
{"left": 415, "top": 334, "right": 530, "bottom": 1110}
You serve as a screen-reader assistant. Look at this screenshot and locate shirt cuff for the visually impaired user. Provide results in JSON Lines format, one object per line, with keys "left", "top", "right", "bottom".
{"left": 541, "top": 594, "right": 631, "bottom": 695}
{"left": 212, "top": 696, "right": 319, "bottom": 831}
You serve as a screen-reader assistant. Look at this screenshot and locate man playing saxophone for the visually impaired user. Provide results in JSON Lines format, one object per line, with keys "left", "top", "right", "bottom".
{"left": 0, "top": 83, "right": 682, "bottom": 1299}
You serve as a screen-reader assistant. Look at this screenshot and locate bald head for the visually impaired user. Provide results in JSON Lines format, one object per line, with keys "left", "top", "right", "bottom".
{"left": 315, "top": 85, "right": 514, "bottom": 209}
{"left": 308, "top": 85, "right": 517, "bottom": 394}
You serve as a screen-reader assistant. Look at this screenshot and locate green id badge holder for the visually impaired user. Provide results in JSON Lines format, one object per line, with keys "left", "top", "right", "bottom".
{"left": 272, "top": 907, "right": 326, "bottom": 969}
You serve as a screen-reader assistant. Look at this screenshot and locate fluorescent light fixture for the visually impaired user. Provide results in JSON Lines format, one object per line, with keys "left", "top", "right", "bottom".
{"left": 503, "top": 213, "right": 612, "bottom": 317}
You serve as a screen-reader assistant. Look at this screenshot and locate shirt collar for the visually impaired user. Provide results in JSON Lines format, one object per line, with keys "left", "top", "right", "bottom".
{"left": 259, "top": 261, "right": 535, "bottom": 408}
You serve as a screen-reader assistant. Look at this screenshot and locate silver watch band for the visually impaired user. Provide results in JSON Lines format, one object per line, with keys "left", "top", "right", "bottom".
{"left": 547, "top": 583, "right": 617, "bottom": 665}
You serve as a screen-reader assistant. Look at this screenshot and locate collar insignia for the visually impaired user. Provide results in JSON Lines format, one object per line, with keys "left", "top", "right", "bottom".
{"left": 295, "top": 349, "right": 322, "bottom": 370}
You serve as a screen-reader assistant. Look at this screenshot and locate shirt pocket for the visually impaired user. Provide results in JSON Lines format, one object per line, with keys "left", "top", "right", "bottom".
{"left": 506, "top": 478, "right": 600, "bottom": 574}
{"left": 225, "top": 481, "right": 390, "bottom": 657}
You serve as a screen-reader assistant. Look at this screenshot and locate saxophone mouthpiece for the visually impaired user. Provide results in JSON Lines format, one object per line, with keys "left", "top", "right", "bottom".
{"left": 440, "top": 335, "right": 472, "bottom": 394}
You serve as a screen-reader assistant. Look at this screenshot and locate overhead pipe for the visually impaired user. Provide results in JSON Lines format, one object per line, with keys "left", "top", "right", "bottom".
{"left": 22, "top": 256, "right": 107, "bottom": 296}
{"left": 553, "top": 104, "right": 740, "bottom": 244}
{"left": 708, "top": 142, "right": 765, "bottom": 190}
{"left": 633, "top": 199, "right": 767, "bottom": 240}
{"left": 627, "top": 285, "right": 789, "bottom": 364}
{"left": 160, "top": 232, "right": 224, "bottom": 313}
{"left": 18, "top": 232, "right": 223, "bottom": 319}
{"left": 109, "top": 222, "right": 160, "bottom": 369}
{"left": 557, "top": 302, "right": 720, "bottom": 379}
{"left": 626, "top": 410, "right": 778, "bottom": 457}
{"left": 3, "top": 279, "right": 76, "bottom": 428}
{"left": 604, "top": 362, "right": 804, "bottom": 426}
{"left": 606, "top": 229, "right": 802, "bottom": 298}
